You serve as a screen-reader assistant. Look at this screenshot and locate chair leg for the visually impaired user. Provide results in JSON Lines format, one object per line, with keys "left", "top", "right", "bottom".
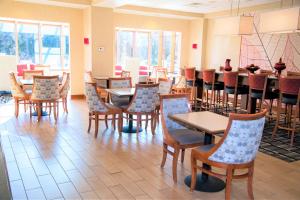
{"left": 104, "top": 115, "right": 108, "bottom": 129}
{"left": 172, "top": 148, "right": 180, "bottom": 183}
{"left": 24, "top": 100, "right": 27, "bottom": 113}
{"left": 65, "top": 98, "right": 68, "bottom": 113}
{"left": 37, "top": 103, "right": 42, "bottom": 122}
{"left": 151, "top": 113, "right": 156, "bottom": 135}
{"left": 247, "top": 165, "right": 254, "bottom": 200}
{"left": 53, "top": 102, "right": 57, "bottom": 121}
{"left": 272, "top": 100, "right": 281, "bottom": 140}
{"left": 181, "top": 149, "right": 185, "bottom": 163}
{"left": 30, "top": 103, "right": 32, "bottom": 119}
{"left": 112, "top": 114, "right": 116, "bottom": 130}
{"left": 290, "top": 105, "right": 297, "bottom": 146}
{"left": 87, "top": 113, "right": 92, "bottom": 133}
{"left": 15, "top": 98, "right": 19, "bottom": 117}
{"left": 161, "top": 143, "right": 167, "bottom": 168}
{"left": 190, "top": 154, "right": 197, "bottom": 191}
{"left": 117, "top": 113, "right": 123, "bottom": 134}
{"left": 95, "top": 114, "right": 99, "bottom": 138}
{"left": 225, "top": 167, "right": 233, "bottom": 200}
{"left": 136, "top": 115, "right": 141, "bottom": 134}
{"left": 145, "top": 114, "right": 148, "bottom": 129}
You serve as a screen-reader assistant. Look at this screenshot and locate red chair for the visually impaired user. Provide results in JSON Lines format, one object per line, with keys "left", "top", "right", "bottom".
{"left": 273, "top": 76, "right": 300, "bottom": 146}
{"left": 202, "top": 69, "right": 223, "bottom": 110}
{"left": 184, "top": 67, "right": 197, "bottom": 107}
{"left": 223, "top": 71, "right": 248, "bottom": 113}
{"left": 17, "top": 64, "right": 28, "bottom": 76}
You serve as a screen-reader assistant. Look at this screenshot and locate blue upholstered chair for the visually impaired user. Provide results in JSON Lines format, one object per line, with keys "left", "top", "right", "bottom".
{"left": 160, "top": 94, "right": 205, "bottom": 183}
{"left": 190, "top": 110, "right": 267, "bottom": 200}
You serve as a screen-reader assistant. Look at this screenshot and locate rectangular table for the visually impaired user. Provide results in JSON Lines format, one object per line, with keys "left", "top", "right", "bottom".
{"left": 105, "top": 88, "right": 138, "bottom": 133}
{"left": 170, "top": 111, "right": 229, "bottom": 192}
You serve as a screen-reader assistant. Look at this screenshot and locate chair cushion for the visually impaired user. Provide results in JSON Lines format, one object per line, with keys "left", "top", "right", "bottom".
{"left": 225, "top": 85, "right": 249, "bottom": 95}
{"left": 282, "top": 94, "right": 298, "bottom": 105}
{"left": 194, "top": 144, "right": 215, "bottom": 152}
{"left": 105, "top": 103, "right": 122, "bottom": 112}
{"left": 204, "top": 82, "right": 223, "bottom": 91}
{"left": 169, "top": 129, "right": 204, "bottom": 145}
{"left": 250, "top": 89, "right": 279, "bottom": 100}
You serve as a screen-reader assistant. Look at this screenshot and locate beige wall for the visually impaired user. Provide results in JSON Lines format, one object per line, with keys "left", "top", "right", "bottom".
{"left": 0, "top": 0, "right": 84, "bottom": 95}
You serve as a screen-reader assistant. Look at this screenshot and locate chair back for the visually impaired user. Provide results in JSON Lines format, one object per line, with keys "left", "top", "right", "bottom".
{"left": 248, "top": 73, "right": 267, "bottom": 91}
{"left": 23, "top": 70, "right": 44, "bottom": 80}
{"left": 160, "top": 94, "right": 190, "bottom": 143}
{"left": 184, "top": 67, "right": 196, "bottom": 81}
{"left": 121, "top": 70, "right": 131, "bottom": 78}
{"left": 279, "top": 76, "right": 300, "bottom": 96}
{"left": 9, "top": 72, "right": 26, "bottom": 98}
{"left": 84, "top": 71, "right": 94, "bottom": 82}
{"left": 127, "top": 84, "right": 159, "bottom": 113}
{"left": 208, "top": 110, "right": 267, "bottom": 164}
{"left": 158, "top": 78, "right": 173, "bottom": 94}
{"left": 31, "top": 75, "right": 60, "bottom": 101}
{"left": 60, "top": 72, "right": 70, "bottom": 98}
{"left": 34, "top": 64, "right": 50, "bottom": 75}
{"left": 224, "top": 71, "right": 238, "bottom": 87}
{"left": 85, "top": 82, "right": 108, "bottom": 113}
{"left": 287, "top": 71, "right": 300, "bottom": 77}
{"left": 202, "top": 69, "right": 215, "bottom": 84}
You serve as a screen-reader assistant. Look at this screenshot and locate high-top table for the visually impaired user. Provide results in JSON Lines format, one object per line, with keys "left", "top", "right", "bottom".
{"left": 105, "top": 88, "right": 142, "bottom": 133}
{"left": 170, "top": 111, "right": 229, "bottom": 192}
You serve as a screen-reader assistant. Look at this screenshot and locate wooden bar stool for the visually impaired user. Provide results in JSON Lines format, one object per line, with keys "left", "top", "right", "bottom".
{"left": 202, "top": 69, "right": 223, "bottom": 110}
{"left": 222, "top": 71, "right": 248, "bottom": 113}
{"left": 248, "top": 74, "right": 278, "bottom": 117}
{"left": 272, "top": 76, "right": 300, "bottom": 146}
{"left": 184, "top": 67, "right": 198, "bottom": 109}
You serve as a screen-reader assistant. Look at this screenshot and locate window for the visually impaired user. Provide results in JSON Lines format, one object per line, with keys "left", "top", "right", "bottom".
{"left": 162, "top": 31, "right": 172, "bottom": 68}
{"left": 18, "top": 23, "right": 39, "bottom": 64}
{"left": 116, "top": 28, "right": 181, "bottom": 73}
{"left": 0, "top": 22, "right": 16, "bottom": 56}
{"left": 0, "top": 18, "right": 70, "bottom": 69}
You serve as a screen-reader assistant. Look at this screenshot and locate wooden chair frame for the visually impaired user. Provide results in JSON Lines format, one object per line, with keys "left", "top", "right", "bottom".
{"left": 123, "top": 84, "right": 159, "bottom": 135}
{"left": 160, "top": 93, "right": 204, "bottom": 182}
{"left": 247, "top": 74, "right": 268, "bottom": 113}
{"left": 59, "top": 72, "right": 70, "bottom": 113}
{"left": 86, "top": 82, "right": 123, "bottom": 137}
{"left": 23, "top": 70, "right": 44, "bottom": 80}
{"left": 190, "top": 109, "right": 267, "bottom": 200}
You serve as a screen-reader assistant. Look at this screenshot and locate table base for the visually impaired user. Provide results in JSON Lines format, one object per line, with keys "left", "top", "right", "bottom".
{"left": 184, "top": 174, "right": 225, "bottom": 192}
{"left": 32, "top": 111, "right": 49, "bottom": 117}
{"left": 122, "top": 125, "right": 143, "bottom": 133}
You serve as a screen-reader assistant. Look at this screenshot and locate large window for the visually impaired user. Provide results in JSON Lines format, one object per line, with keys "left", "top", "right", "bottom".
{"left": 0, "top": 22, "right": 16, "bottom": 56}
{"left": 116, "top": 28, "right": 182, "bottom": 72}
{"left": 0, "top": 18, "right": 70, "bottom": 69}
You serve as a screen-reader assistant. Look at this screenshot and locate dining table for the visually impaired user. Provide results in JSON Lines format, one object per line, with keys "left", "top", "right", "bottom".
{"left": 170, "top": 111, "right": 229, "bottom": 192}
{"left": 105, "top": 88, "right": 142, "bottom": 133}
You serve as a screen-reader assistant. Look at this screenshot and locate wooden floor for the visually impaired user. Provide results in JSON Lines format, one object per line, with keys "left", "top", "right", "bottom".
{"left": 0, "top": 99, "right": 300, "bottom": 200}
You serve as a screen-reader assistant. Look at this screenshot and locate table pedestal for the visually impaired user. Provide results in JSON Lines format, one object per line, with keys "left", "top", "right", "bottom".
{"left": 32, "top": 103, "right": 49, "bottom": 116}
{"left": 184, "top": 133, "right": 225, "bottom": 192}
{"left": 122, "top": 114, "right": 143, "bottom": 133}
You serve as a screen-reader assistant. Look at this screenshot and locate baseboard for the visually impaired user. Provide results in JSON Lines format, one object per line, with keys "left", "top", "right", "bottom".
{"left": 70, "top": 94, "right": 86, "bottom": 99}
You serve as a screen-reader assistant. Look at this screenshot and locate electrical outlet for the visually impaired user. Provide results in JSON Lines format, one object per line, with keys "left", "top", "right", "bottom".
{"left": 97, "top": 47, "right": 104, "bottom": 52}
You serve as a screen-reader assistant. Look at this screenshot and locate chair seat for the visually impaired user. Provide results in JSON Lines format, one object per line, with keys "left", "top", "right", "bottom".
{"left": 104, "top": 103, "right": 122, "bottom": 112}
{"left": 204, "top": 82, "right": 224, "bottom": 91}
{"left": 112, "top": 98, "right": 130, "bottom": 107}
{"left": 251, "top": 89, "right": 279, "bottom": 99}
{"left": 169, "top": 129, "right": 204, "bottom": 145}
{"left": 194, "top": 144, "right": 215, "bottom": 153}
{"left": 282, "top": 94, "right": 298, "bottom": 105}
{"left": 225, "top": 85, "right": 248, "bottom": 95}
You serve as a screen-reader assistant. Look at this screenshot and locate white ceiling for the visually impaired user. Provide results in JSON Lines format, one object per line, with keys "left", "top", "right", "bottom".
{"left": 94, "top": 0, "right": 281, "bottom": 13}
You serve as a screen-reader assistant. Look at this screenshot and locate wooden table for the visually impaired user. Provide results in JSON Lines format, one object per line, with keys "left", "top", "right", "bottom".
{"left": 105, "top": 88, "right": 140, "bottom": 133}
{"left": 170, "top": 111, "right": 229, "bottom": 192}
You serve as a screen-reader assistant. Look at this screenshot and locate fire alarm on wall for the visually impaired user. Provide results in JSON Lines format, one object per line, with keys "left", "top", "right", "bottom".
{"left": 192, "top": 44, "right": 197, "bottom": 49}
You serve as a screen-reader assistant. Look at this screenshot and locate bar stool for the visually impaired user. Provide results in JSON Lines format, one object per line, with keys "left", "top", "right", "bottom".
{"left": 272, "top": 76, "right": 300, "bottom": 146}
{"left": 222, "top": 71, "right": 248, "bottom": 113}
{"left": 184, "top": 67, "right": 197, "bottom": 108}
{"left": 202, "top": 69, "right": 223, "bottom": 110}
{"left": 248, "top": 73, "right": 278, "bottom": 116}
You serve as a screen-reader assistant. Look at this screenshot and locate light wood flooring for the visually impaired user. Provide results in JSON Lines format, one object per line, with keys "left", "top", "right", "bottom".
{"left": 0, "top": 99, "right": 300, "bottom": 200}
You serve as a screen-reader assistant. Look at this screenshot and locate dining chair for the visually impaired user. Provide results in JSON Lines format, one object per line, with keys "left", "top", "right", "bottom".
{"left": 272, "top": 76, "right": 300, "bottom": 146}
{"left": 9, "top": 72, "right": 31, "bottom": 117}
{"left": 202, "top": 69, "right": 224, "bottom": 110}
{"left": 190, "top": 109, "right": 267, "bottom": 200}
{"left": 149, "top": 66, "right": 167, "bottom": 83}
{"left": 23, "top": 70, "right": 44, "bottom": 80}
{"left": 34, "top": 64, "right": 50, "bottom": 75}
{"left": 184, "top": 67, "right": 198, "bottom": 108}
{"left": 30, "top": 75, "right": 60, "bottom": 121}
{"left": 85, "top": 82, "right": 123, "bottom": 137}
{"left": 160, "top": 94, "right": 205, "bottom": 183}
{"left": 59, "top": 72, "right": 70, "bottom": 113}
{"left": 222, "top": 71, "right": 248, "bottom": 113}
{"left": 108, "top": 77, "right": 132, "bottom": 108}
{"left": 121, "top": 70, "right": 131, "bottom": 78}
{"left": 123, "top": 84, "right": 159, "bottom": 134}
{"left": 248, "top": 73, "right": 278, "bottom": 116}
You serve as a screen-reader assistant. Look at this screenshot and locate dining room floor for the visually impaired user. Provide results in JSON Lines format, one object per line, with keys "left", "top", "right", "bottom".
{"left": 0, "top": 99, "right": 300, "bottom": 200}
